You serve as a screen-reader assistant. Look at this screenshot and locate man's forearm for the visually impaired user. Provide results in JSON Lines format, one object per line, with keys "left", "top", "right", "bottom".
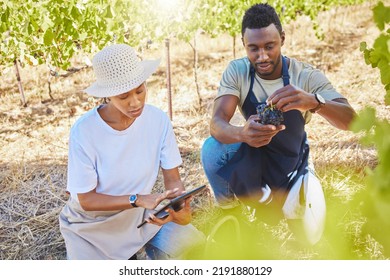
{"left": 318, "top": 99, "right": 356, "bottom": 130}
{"left": 210, "top": 118, "right": 243, "bottom": 144}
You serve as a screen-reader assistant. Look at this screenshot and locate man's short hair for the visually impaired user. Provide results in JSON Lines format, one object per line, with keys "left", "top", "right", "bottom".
{"left": 241, "top": 3, "right": 283, "bottom": 36}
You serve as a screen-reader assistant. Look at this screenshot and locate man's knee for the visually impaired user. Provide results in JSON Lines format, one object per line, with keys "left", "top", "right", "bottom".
{"left": 201, "top": 136, "right": 219, "bottom": 169}
{"left": 201, "top": 136, "right": 217, "bottom": 156}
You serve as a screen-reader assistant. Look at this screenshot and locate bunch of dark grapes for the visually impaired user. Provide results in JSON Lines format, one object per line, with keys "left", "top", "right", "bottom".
{"left": 256, "top": 103, "right": 284, "bottom": 126}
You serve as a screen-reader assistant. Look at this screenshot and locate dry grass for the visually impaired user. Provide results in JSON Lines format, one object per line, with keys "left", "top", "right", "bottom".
{"left": 0, "top": 164, "right": 68, "bottom": 259}
{"left": 0, "top": 2, "right": 388, "bottom": 259}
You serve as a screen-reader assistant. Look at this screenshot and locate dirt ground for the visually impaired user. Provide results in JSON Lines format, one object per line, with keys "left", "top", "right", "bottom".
{"left": 0, "top": 2, "right": 388, "bottom": 259}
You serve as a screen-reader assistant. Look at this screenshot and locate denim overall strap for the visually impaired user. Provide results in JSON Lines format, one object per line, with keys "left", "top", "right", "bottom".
{"left": 216, "top": 56, "right": 309, "bottom": 204}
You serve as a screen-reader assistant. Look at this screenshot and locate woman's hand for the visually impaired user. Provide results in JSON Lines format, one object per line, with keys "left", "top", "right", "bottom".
{"left": 142, "top": 166, "right": 192, "bottom": 226}
{"left": 136, "top": 188, "right": 182, "bottom": 210}
{"left": 77, "top": 176, "right": 183, "bottom": 212}
{"left": 144, "top": 196, "right": 192, "bottom": 227}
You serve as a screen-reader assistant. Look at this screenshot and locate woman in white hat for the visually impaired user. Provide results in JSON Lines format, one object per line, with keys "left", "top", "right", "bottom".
{"left": 59, "top": 44, "right": 205, "bottom": 260}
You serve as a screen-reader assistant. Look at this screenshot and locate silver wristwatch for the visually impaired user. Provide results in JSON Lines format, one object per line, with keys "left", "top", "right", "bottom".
{"left": 129, "top": 194, "right": 138, "bottom": 207}
{"left": 310, "top": 93, "right": 326, "bottom": 113}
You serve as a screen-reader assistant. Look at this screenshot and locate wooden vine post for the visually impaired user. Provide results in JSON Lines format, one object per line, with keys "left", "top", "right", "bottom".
{"left": 165, "top": 38, "right": 173, "bottom": 120}
{"left": 14, "top": 59, "right": 27, "bottom": 107}
{"left": 191, "top": 32, "right": 202, "bottom": 109}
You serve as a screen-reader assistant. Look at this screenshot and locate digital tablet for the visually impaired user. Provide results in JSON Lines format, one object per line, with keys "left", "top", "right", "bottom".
{"left": 137, "top": 185, "right": 207, "bottom": 228}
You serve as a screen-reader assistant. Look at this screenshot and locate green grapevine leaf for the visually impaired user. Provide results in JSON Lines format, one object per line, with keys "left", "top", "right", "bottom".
{"left": 359, "top": 41, "right": 367, "bottom": 52}
{"left": 104, "top": 5, "right": 114, "bottom": 18}
{"left": 373, "top": 1, "right": 390, "bottom": 31}
{"left": 350, "top": 107, "right": 376, "bottom": 133}
{"left": 43, "top": 28, "right": 55, "bottom": 46}
{"left": 71, "top": 6, "right": 82, "bottom": 21}
{"left": 355, "top": 2, "right": 390, "bottom": 252}
{"left": 385, "top": 87, "right": 390, "bottom": 105}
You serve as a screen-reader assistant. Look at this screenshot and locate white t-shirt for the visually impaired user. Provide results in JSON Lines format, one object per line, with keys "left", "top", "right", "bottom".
{"left": 67, "top": 104, "right": 182, "bottom": 199}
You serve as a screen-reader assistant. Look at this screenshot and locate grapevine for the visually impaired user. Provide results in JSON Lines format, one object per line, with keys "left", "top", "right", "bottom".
{"left": 352, "top": 1, "right": 390, "bottom": 256}
{"left": 1, "top": 0, "right": 367, "bottom": 72}
{"left": 0, "top": 0, "right": 367, "bottom": 107}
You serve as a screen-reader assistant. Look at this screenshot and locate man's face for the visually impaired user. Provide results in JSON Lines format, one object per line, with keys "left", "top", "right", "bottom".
{"left": 242, "top": 24, "right": 285, "bottom": 80}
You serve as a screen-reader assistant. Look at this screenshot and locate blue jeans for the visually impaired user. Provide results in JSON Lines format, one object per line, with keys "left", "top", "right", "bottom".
{"left": 201, "top": 136, "right": 242, "bottom": 209}
{"left": 145, "top": 222, "right": 205, "bottom": 260}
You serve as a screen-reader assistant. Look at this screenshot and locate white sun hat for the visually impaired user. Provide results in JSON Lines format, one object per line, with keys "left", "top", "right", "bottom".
{"left": 84, "top": 44, "right": 160, "bottom": 98}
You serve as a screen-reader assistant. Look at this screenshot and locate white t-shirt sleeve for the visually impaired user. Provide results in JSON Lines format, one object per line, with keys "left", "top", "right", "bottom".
{"left": 67, "top": 133, "right": 98, "bottom": 195}
{"left": 160, "top": 117, "right": 182, "bottom": 170}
